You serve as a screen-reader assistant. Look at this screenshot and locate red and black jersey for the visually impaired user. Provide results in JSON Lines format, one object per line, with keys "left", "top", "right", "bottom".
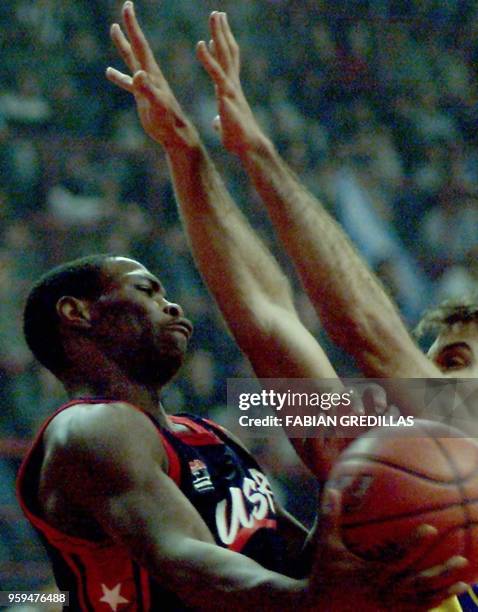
{"left": 17, "top": 400, "right": 287, "bottom": 611}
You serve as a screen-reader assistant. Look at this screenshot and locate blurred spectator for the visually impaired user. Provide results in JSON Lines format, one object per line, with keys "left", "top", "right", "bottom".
{"left": 0, "top": 72, "right": 51, "bottom": 126}
{"left": 420, "top": 190, "right": 478, "bottom": 271}
{"left": 435, "top": 245, "right": 478, "bottom": 302}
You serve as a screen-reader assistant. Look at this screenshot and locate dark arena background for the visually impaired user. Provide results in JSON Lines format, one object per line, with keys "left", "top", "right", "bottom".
{"left": 1, "top": 0, "right": 477, "bottom": 606}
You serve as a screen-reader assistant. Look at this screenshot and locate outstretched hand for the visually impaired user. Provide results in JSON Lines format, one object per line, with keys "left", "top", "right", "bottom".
{"left": 106, "top": 1, "right": 199, "bottom": 151}
{"left": 197, "top": 12, "right": 266, "bottom": 155}
{"left": 309, "top": 489, "right": 469, "bottom": 611}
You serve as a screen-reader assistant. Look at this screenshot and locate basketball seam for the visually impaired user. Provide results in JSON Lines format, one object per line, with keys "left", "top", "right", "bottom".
{"left": 431, "top": 434, "right": 475, "bottom": 562}
{"left": 338, "top": 454, "right": 478, "bottom": 485}
{"left": 342, "top": 497, "right": 478, "bottom": 529}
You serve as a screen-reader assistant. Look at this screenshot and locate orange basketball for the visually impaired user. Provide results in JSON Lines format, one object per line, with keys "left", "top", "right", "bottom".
{"left": 324, "top": 419, "right": 478, "bottom": 582}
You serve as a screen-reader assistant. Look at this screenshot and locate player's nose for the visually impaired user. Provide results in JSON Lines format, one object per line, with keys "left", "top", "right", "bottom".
{"left": 163, "top": 301, "right": 184, "bottom": 318}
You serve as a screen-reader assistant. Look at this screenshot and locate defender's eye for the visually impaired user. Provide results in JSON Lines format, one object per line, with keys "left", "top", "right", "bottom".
{"left": 436, "top": 347, "right": 472, "bottom": 372}
{"left": 443, "top": 356, "right": 466, "bottom": 370}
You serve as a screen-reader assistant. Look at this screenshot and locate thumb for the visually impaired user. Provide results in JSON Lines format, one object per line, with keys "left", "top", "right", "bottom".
{"left": 317, "top": 487, "right": 342, "bottom": 545}
{"left": 133, "top": 71, "right": 160, "bottom": 105}
{"left": 212, "top": 114, "right": 223, "bottom": 134}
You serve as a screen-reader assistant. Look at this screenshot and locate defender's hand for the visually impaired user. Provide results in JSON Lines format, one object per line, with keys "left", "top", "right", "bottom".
{"left": 106, "top": 1, "right": 199, "bottom": 151}
{"left": 309, "top": 490, "right": 469, "bottom": 611}
{"left": 197, "top": 11, "right": 265, "bottom": 155}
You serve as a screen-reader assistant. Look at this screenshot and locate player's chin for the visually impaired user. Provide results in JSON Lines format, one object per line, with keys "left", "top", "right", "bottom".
{"left": 129, "top": 343, "right": 186, "bottom": 386}
{"left": 155, "top": 347, "right": 187, "bottom": 384}
{"left": 137, "top": 358, "right": 183, "bottom": 388}
{"left": 160, "top": 334, "right": 189, "bottom": 363}
{"left": 160, "top": 326, "right": 191, "bottom": 351}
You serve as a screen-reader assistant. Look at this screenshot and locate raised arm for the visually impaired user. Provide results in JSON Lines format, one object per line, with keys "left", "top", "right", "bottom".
{"left": 106, "top": 1, "right": 351, "bottom": 479}
{"left": 197, "top": 12, "right": 440, "bottom": 379}
{"left": 106, "top": 3, "right": 334, "bottom": 377}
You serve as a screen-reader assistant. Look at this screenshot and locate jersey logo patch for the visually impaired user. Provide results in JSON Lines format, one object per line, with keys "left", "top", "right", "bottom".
{"left": 189, "top": 459, "right": 215, "bottom": 492}
{"left": 215, "top": 468, "right": 276, "bottom": 547}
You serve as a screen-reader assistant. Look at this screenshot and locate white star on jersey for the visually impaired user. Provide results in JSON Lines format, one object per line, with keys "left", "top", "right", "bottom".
{"left": 99, "top": 583, "right": 129, "bottom": 611}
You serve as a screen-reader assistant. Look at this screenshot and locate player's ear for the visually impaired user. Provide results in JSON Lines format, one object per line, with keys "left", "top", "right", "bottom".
{"left": 56, "top": 296, "right": 92, "bottom": 329}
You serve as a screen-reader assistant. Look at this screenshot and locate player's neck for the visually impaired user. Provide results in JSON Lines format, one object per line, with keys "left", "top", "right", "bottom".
{"left": 64, "top": 377, "right": 170, "bottom": 428}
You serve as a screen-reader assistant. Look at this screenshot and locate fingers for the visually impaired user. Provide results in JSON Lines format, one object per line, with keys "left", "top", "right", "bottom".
{"left": 388, "top": 523, "right": 438, "bottom": 564}
{"left": 408, "top": 523, "right": 440, "bottom": 554}
{"left": 393, "top": 581, "right": 469, "bottom": 611}
{"left": 362, "top": 384, "right": 388, "bottom": 415}
{"left": 220, "top": 12, "right": 240, "bottom": 69}
{"left": 399, "top": 577, "right": 469, "bottom": 610}
{"left": 122, "top": 1, "right": 160, "bottom": 75}
{"left": 321, "top": 487, "right": 341, "bottom": 521}
{"left": 109, "top": 2, "right": 171, "bottom": 98}
{"left": 106, "top": 65, "right": 158, "bottom": 102}
{"left": 196, "top": 40, "right": 226, "bottom": 85}
{"left": 382, "top": 558, "right": 470, "bottom": 610}
{"left": 208, "top": 12, "right": 240, "bottom": 72}
{"left": 317, "top": 488, "right": 348, "bottom": 551}
{"left": 447, "top": 582, "right": 470, "bottom": 597}
{"left": 209, "top": 12, "right": 231, "bottom": 68}
{"left": 418, "top": 555, "right": 468, "bottom": 581}
{"left": 105, "top": 67, "right": 135, "bottom": 93}
{"left": 110, "top": 23, "right": 139, "bottom": 74}
{"left": 366, "top": 524, "right": 438, "bottom": 567}
{"left": 212, "top": 115, "right": 222, "bottom": 135}
{"left": 387, "top": 555, "right": 470, "bottom": 609}
{"left": 133, "top": 71, "right": 162, "bottom": 107}
{"left": 352, "top": 383, "right": 388, "bottom": 416}
{"left": 208, "top": 39, "right": 216, "bottom": 58}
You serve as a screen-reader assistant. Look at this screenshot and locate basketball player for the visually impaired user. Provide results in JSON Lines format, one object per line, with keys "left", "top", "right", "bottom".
{"left": 196, "top": 10, "right": 478, "bottom": 413}
{"left": 196, "top": 12, "right": 478, "bottom": 612}
{"left": 16, "top": 3, "right": 472, "bottom": 610}
{"left": 416, "top": 299, "right": 478, "bottom": 378}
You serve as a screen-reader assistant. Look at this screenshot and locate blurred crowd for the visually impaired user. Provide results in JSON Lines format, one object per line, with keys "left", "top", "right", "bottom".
{"left": 1, "top": 0, "right": 478, "bottom": 592}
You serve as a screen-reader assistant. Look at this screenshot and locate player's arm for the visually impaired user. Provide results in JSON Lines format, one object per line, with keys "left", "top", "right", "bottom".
{"left": 44, "top": 403, "right": 468, "bottom": 612}
{"left": 196, "top": 13, "right": 440, "bottom": 380}
{"left": 106, "top": 1, "right": 351, "bottom": 479}
{"left": 43, "top": 402, "right": 306, "bottom": 611}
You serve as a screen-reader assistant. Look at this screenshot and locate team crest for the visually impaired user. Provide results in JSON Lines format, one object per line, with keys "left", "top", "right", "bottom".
{"left": 189, "top": 459, "right": 215, "bottom": 492}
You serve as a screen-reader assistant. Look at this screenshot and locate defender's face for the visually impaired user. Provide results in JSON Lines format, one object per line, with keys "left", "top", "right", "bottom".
{"left": 91, "top": 257, "right": 193, "bottom": 385}
{"left": 427, "top": 322, "right": 478, "bottom": 378}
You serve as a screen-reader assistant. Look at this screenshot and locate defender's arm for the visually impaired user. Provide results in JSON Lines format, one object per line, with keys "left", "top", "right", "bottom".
{"left": 106, "top": 0, "right": 349, "bottom": 478}
{"left": 197, "top": 12, "right": 440, "bottom": 380}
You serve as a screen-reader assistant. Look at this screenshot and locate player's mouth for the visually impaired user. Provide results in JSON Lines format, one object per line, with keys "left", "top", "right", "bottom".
{"left": 166, "top": 318, "right": 194, "bottom": 339}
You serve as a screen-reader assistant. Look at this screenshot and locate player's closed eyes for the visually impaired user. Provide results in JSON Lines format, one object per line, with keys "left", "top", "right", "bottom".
{"left": 136, "top": 285, "right": 155, "bottom": 296}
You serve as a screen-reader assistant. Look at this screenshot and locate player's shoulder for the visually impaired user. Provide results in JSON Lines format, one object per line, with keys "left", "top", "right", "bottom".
{"left": 201, "top": 416, "right": 252, "bottom": 455}
{"left": 44, "top": 401, "right": 167, "bottom": 466}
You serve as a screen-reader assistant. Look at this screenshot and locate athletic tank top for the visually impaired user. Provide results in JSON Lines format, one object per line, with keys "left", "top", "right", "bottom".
{"left": 17, "top": 400, "right": 287, "bottom": 611}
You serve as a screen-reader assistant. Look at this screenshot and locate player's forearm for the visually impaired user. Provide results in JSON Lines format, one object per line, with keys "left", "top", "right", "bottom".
{"left": 238, "top": 136, "right": 431, "bottom": 376}
{"left": 166, "top": 143, "right": 294, "bottom": 345}
{"left": 152, "top": 537, "right": 308, "bottom": 611}
{"left": 109, "top": 500, "right": 309, "bottom": 611}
